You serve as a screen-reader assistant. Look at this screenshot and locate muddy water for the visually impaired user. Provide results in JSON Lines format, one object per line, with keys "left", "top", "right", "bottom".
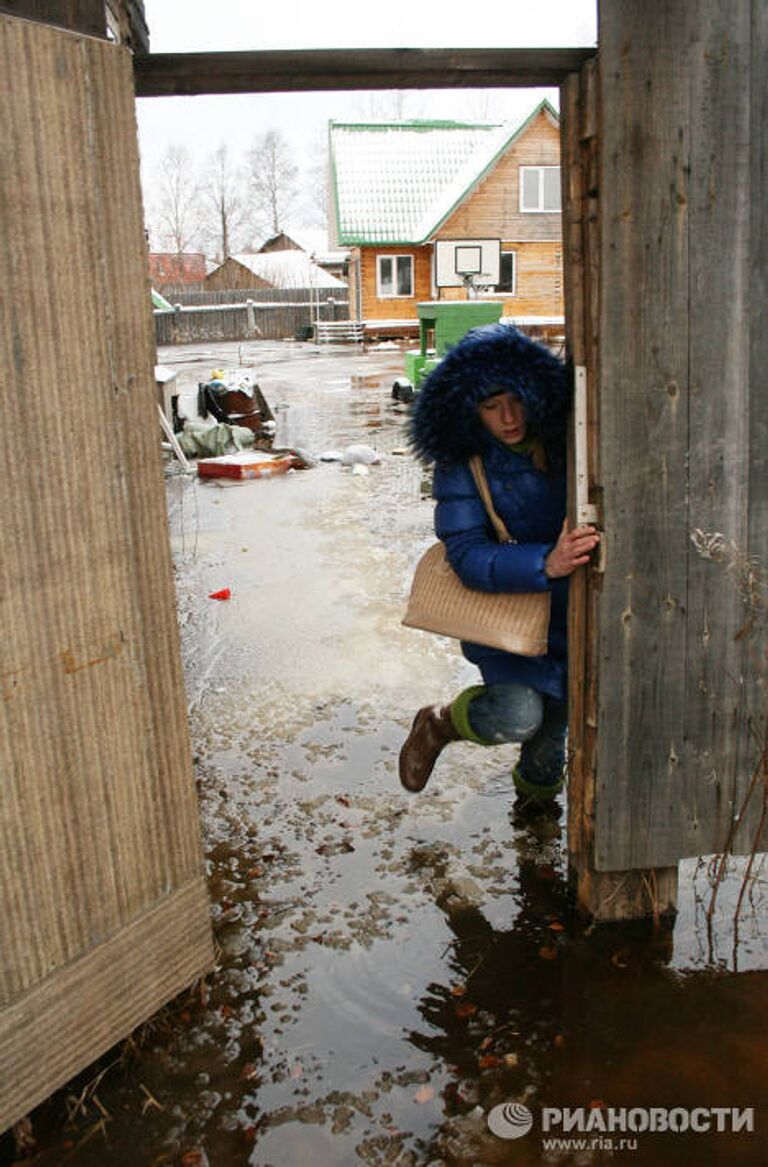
{"left": 8, "top": 340, "right": 768, "bottom": 1167}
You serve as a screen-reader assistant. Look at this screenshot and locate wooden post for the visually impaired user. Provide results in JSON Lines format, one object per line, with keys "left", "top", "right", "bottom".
{"left": 561, "top": 56, "right": 679, "bottom": 922}
{"left": 562, "top": 0, "right": 765, "bottom": 918}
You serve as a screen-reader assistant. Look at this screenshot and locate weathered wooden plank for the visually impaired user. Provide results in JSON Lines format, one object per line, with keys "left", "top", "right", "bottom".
{"left": 572, "top": 864, "right": 678, "bottom": 924}
{"left": 561, "top": 71, "right": 590, "bottom": 856}
{"left": 595, "top": 1, "right": 695, "bottom": 870}
{"left": 580, "top": 56, "right": 601, "bottom": 843}
{"left": 749, "top": 0, "right": 768, "bottom": 578}
{"left": 560, "top": 73, "right": 586, "bottom": 367}
{"left": 0, "top": 13, "right": 213, "bottom": 1121}
{"left": 743, "top": 0, "right": 768, "bottom": 859}
{"left": 562, "top": 56, "right": 678, "bottom": 917}
{"left": 0, "top": 877, "right": 211, "bottom": 1133}
{"left": 133, "top": 46, "right": 596, "bottom": 98}
{"left": 683, "top": 1, "right": 761, "bottom": 859}
{"left": 594, "top": 0, "right": 765, "bottom": 870}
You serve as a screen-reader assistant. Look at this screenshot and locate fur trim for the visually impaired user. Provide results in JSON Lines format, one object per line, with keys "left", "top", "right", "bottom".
{"left": 408, "top": 323, "right": 570, "bottom": 468}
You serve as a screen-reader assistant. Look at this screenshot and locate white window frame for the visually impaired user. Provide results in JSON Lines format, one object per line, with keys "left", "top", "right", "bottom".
{"left": 519, "top": 166, "right": 561, "bottom": 213}
{"left": 376, "top": 254, "right": 414, "bottom": 298}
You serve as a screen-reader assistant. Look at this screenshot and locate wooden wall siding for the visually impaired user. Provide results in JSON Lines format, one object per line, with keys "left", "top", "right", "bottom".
{"left": 509, "top": 242, "right": 563, "bottom": 316}
{"left": 436, "top": 109, "right": 561, "bottom": 243}
{"left": 0, "top": 15, "right": 213, "bottom": 1130}
{"left": 594, "top": 0, "right": 766, "bottom": 870}
{"left": 360, "top": 246, "right": 432, "bottom": 319}
{"left": 437, "top": 243, "right": 563, "bottom": 318}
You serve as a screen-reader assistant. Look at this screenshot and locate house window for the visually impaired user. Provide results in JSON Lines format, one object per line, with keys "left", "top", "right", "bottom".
{"left": 494, "top": 252, "right": 517, "bottom": 295}
{"left": 377, "top": 254, "right": 414, "bottom": 297}
{"left": 520, "top": 166, "right": 561, "bottom": 212}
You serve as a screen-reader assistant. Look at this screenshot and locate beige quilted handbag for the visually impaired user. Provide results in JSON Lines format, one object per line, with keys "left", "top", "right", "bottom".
{"left": 402, "top": 455, "right": 551, "bottom": 656}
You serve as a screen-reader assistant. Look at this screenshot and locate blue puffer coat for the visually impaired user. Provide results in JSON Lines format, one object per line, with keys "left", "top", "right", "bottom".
{"left": 409, "top": 323, "right": 571, "bottom": 701}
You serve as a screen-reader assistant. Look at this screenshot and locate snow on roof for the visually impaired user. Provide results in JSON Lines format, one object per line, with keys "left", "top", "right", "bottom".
{"left": 330, "top": 102, "right": 558, "bottom": 245}
{"left": 229, "top": 250, "right": 347, "bottom": 289}
{"left": 285, "top": 227, "right": 350, "bottom": 264}
{"left": 259, "top": 226, "right": 349, "bottom": 266}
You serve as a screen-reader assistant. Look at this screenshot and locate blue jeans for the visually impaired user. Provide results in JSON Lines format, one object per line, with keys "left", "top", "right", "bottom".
{"left": 455, "top": 683, "right": 568, "bottom": 788}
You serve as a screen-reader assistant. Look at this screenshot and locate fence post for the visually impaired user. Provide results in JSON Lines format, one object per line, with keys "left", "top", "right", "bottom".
{"left": 246, "top": 298, "right": 256, "bottom": 336}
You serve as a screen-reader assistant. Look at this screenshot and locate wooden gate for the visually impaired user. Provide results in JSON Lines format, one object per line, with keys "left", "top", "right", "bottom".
{"left": 562, "top": 0, "right": 767, "bottom": 915}
{"left": 0, "top": 15, "right": 213, "bottom": 1130}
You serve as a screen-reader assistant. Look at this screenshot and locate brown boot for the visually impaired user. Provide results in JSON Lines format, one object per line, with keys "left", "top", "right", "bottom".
{"left": 399, "top": 704, "right": 461, "bottom": 792}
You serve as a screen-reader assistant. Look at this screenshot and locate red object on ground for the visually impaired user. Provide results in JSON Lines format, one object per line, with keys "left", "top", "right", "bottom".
{"left": 197, "top": 452, "right": 298, "bottom": 480}
{"left": 208, "top": 588, "right": 231, "bottom": 601}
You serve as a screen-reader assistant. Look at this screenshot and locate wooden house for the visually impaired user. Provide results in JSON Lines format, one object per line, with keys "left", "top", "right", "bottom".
{"left": 329, "top": 101, "right": 563, "bottom": 336}
{"left": 259, "top": 229, "right": 350, "bottom": 283}
{"left": 258, "top": 231, "right": 303, "bottom": 253}
{"left": 147, "top": 251, "right": 207, "bottom": 291}
{"left": 205, "top": 250, "right": 347, "bottom": 292}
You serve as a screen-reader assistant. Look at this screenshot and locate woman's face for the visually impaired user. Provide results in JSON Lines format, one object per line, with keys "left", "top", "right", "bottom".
{"left": 478, "top": 392, "right": 527, "bottom": 445}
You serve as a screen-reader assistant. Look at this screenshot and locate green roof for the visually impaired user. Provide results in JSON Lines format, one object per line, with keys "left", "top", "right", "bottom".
{"left": 330, "top": 100, "right": 559, "bottom": 246}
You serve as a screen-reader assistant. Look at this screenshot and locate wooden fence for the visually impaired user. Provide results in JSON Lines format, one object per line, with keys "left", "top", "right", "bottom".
{"left": 154, "top": 288, "right": 350, "bottom": 344}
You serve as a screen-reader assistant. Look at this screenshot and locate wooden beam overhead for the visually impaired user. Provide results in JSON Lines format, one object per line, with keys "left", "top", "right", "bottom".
{"left": 1, "top": 0, "right": 106, "bottom": 37}
{"left": 133, "top": 46, "right": 596, "bottom": 98}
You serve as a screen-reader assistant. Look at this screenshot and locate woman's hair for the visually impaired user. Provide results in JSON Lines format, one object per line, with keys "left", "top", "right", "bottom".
{"left": 529, "top": 438, "right": 548, "bottom": 473}
{"left": 409, "top": 323, "right": 570, "bottom": 470}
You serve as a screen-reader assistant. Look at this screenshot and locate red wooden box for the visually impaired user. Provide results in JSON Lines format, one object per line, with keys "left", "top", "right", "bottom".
{"left": 197, "top": 452, "right": 298, "bottom": 480}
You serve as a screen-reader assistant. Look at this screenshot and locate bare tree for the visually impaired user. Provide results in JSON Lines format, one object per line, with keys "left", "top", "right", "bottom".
{"left": 302, "top": 135, "right": 330, "bottom": 231}
{"left": 248, "top": 129, "right": 299, "bottom": 237}
{"left": 463, "top": 92, "right": 507, "bottom": 122}
{"left": 200, "top": 143, "right": 250, "bottom": 262}
{"left": 150, "top": 145, "right": 203, "bottom": 257}
{"left": 358, "top": 90, "right": 426, "bottom": 121}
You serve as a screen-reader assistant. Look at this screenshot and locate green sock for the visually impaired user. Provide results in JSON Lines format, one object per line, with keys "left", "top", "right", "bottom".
{"left": 449, "top": 685, "right": 496, "bottom": 745}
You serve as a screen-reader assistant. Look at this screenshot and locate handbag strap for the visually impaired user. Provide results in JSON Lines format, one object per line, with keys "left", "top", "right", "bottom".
{"left": 468, "top": 455, "right": 514, "bottom": 544}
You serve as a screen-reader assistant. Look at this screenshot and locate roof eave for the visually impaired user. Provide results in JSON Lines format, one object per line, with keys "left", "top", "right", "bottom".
{"left": 422, "top": 98, "right": 560, "bottom": 239}
{"left": 337, "top": 237, "right": 428, "bottom": 248}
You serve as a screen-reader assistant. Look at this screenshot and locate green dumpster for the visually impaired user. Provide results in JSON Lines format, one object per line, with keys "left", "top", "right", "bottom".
{"left": 403, "top": 301, "right": 504, "bottom": 391}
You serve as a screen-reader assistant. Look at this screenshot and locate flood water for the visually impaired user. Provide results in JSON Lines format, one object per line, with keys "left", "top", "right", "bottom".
{"left": 5, "top": 340, "right": 768, "bottom": 1167}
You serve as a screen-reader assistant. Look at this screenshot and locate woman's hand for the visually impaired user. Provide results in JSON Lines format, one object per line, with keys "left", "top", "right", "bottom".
{"left": 545, "top": 519, "right": 601, "bottom": 579}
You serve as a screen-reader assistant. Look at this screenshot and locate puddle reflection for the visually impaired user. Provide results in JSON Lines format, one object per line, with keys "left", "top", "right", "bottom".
{"left": 7, "top": 341, "right": 766, "bottom": 1167}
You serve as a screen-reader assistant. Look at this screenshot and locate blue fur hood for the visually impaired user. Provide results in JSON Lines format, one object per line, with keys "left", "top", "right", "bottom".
{"left": 409, "top": 323, "right": 570, "bottom": 469}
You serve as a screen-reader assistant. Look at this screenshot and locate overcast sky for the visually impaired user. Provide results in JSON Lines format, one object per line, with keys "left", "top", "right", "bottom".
{"left": 135, "top": 0, "right": 597, "bottom": 238}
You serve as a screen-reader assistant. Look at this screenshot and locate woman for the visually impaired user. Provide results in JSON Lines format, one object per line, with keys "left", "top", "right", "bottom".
{"left": 400, "top": 323, "right": 599, "bottom": 801}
